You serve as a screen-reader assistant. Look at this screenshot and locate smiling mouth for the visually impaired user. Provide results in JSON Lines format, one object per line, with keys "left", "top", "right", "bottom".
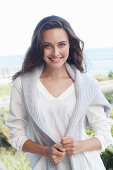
{"left": 49, "top": 57, "right": 62, "bottom": 61}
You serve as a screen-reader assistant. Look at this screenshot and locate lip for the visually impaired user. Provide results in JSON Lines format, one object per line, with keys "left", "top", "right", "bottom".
{"left": 48, "top": 57, "right": 62, "bottom": 63}
{"left": 49, "top": 57, "right": 62, "bottom": 59}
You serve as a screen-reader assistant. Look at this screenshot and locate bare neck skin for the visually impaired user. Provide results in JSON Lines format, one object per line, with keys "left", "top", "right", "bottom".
{"left": 41, "top": 64, "right": 70, "bottom": 80}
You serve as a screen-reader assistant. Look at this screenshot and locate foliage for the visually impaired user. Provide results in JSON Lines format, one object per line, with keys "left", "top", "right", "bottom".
{"left": 101, "top": 145, "right": 113, "bottom": 170}
{"left": 0, "top": 149, "right": 31, "bottom": 170}
{"left": 0, "top": 107, "right": 10, "bottom": 148}
{"left": 111, "top": 109, "right": 113, "bottom": 119}
{"left": 103, "top": 90, "right": 113, "bottom": 104}
{"left": 85, "top": 128, "right": 95, "bottom": 137}
{"left": 108, "top": 72, "right": 113, "bottom": 80}
{"left": 0, "top": 133, "right": 11, "bottom": 148}
{"left": 92, "top": 71, "right": 113, "bottom": 82}
{"left": 92, "top": 73, "right": 109, "bottom": 81}
{"left": 0, "top": 107, "right": 8, "bottom": 128}
{"left": 0, "top": 83, "right": 10, "bottom": 97}
{"left": 0, "top": 107, "right": 31, "bottom": 170}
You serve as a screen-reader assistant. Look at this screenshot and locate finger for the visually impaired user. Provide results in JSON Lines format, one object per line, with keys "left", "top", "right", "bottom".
{"left": 64, "top": 147, "right": 77, "bottom": 155}
{"left": 51, "top": 155, "right": 58, "bottom": 164}
{"left": 61, "top": 138, "right": 75, "bottom": 145}
{"left": 62, "top": 143, "right": 75, "bottom": 148}
{"left": 54, "top": 149, "right": 66, "bottom": 157}
{"left": 52, "top": 157, "right": 63, "bottom": 164}
{"left": 53, "top": 144, "right": 65, "bottom": 152}
{"left": 61, "top": 136, "right": 73, "bottom": 142}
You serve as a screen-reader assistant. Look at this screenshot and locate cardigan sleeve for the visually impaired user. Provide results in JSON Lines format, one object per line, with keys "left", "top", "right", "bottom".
{"left": 6, "top": 76, "right": 29, "bottom": 152}
{"left": 86, "top": 104, "right": 113, "bottom": 153}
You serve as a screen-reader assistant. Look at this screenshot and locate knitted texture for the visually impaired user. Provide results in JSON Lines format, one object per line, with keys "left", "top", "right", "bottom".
{"left": 21, "top": 62, "right": 111, "bottom": 170}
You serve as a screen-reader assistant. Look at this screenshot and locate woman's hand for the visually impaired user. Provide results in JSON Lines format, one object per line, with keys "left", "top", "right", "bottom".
{"left": 61, "top": 136, "right": 82, "bottom": 155}
{"left": 46, "top": 144, "right": 66, "bottom": 164}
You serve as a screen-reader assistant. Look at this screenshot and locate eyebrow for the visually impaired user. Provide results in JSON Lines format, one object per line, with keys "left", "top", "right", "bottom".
{"left": 43, "top": 41, "right": 67, "bottom": 44}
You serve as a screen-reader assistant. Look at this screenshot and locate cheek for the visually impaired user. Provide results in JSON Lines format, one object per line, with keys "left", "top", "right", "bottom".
{"left": 43, "top": 49, "right": 50, "bottom": 57}
{"left": 63, "top": 47, "right": 69, "bottom": 56}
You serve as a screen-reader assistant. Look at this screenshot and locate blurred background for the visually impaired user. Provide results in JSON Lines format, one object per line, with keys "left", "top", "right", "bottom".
{"left": 0, "top": 0, "right": 113, "bottom": 169}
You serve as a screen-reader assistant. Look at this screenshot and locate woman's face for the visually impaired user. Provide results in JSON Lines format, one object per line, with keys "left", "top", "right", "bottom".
{"left": 42, "top": 28, "right": 70, "bottom": 69}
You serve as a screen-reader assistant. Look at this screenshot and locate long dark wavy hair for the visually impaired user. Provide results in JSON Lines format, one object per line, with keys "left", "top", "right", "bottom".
{"left": 13, "top": 15, "right": 86, "bottom": 80}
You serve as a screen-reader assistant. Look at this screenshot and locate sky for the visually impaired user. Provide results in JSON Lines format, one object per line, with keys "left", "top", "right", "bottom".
{"left": 0, "top": 0, "right": 113, "bottom": 56}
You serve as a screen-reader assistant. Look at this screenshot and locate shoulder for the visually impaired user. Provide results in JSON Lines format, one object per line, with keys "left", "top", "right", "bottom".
{"left": 78, "top": 73, "right": 100, "bottom": 98}
{"left": 70, "top": 63, "right": 98, "bottom": 84}
{"left": 82, "top": 73, "right": 99, "bottom": 87}
{"left": 11, "top": 76, "right": 22, "bottom": 93}
{"left": 69, "top": 63, "right": 99, "bottom": 89}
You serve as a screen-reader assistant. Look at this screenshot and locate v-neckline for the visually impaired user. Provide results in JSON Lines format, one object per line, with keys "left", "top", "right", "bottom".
{"left": 38, "top": 79, "right": 74, "bottom": 100}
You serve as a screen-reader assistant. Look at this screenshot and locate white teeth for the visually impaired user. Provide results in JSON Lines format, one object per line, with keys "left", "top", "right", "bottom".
{"left": 50, "top": 58, "right": 61, "bottom": 61}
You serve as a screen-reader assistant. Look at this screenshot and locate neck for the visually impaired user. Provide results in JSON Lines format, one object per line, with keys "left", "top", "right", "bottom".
{"left": 41, "top": 63, "right": 69, "bottom": 79}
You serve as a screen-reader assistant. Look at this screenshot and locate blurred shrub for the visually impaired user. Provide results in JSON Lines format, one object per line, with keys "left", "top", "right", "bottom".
{"left": 111, "top": 109, "right": 113, "bottom": 119}
{"left": 108, "top": 72, "right": 113, "bottom": 80}
{"left": 103, "top": 90, "right": 113, "bottom": 104}
{"left": 92, "top": 71, "right": 113, "bottom": 81}
{"left": 0, "top": 149, "right": 31, "bottom": 170}
{"left": 101, "top": 145, "right": 113, "bottom": 170}
{"left": 0, "top": 84, "right": 10, "bottom": 97}
{"left": 0, "top": 107, "right": 10, "bottom": 148}
{"left": 92, "top": 73, "right": 108, "bottom": 81}
{"left": 0, "top": 132, "right": 11, "bottom": 148}
{"left": 85, "top": 128, "right": 94, "bottom": 137}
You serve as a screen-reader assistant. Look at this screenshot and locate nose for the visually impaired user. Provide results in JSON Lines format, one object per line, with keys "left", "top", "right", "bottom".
{"left": 51, "top": 46, "right": 59, "bottom": 57}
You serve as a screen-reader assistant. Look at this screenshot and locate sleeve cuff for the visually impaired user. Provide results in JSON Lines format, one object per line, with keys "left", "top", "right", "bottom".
{"left": 10, "top": 136, "right": 29, "bottom": 153}
{"left": 19, "top": 136, "right": 29, "bottom": 153}
{"left": 95, "top": 135, "right": 113, "bottom": 153}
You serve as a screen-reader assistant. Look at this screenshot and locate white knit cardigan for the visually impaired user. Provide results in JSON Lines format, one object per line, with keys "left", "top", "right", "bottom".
{"left": 20, "top": 62, "right": 112, "bottom": 170}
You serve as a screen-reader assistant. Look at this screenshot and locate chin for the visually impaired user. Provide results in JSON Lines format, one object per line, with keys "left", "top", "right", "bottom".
{"left": 46, "top": 61, "right": 66, "bottom": 69}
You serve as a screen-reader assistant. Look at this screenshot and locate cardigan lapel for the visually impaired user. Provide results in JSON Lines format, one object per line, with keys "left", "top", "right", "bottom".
{"left": 20, "top": 62, "right": 111, "bottom": 170}
{"left": 21, "top": 63, "right": 56, "bottom": 144}
{"left": 21, "top": 62, "right": 89, "bottom": 142}
{"left": 65, "top": 63, "right": 88, "bottom": 136}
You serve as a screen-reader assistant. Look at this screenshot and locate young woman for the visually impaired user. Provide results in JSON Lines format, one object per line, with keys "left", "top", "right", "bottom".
{"left": 7, "top": 15, "right": 113, "bottom": 170}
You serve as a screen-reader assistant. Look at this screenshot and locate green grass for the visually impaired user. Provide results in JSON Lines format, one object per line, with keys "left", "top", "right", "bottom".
{"left": 0, "top": 107, "right": 31, "bottom": 170}
{"left": 0, "top": 149, "right": 31, "bottom": 170}
{"left": 0, "top": 84, "right": 10, "bottom": 97}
